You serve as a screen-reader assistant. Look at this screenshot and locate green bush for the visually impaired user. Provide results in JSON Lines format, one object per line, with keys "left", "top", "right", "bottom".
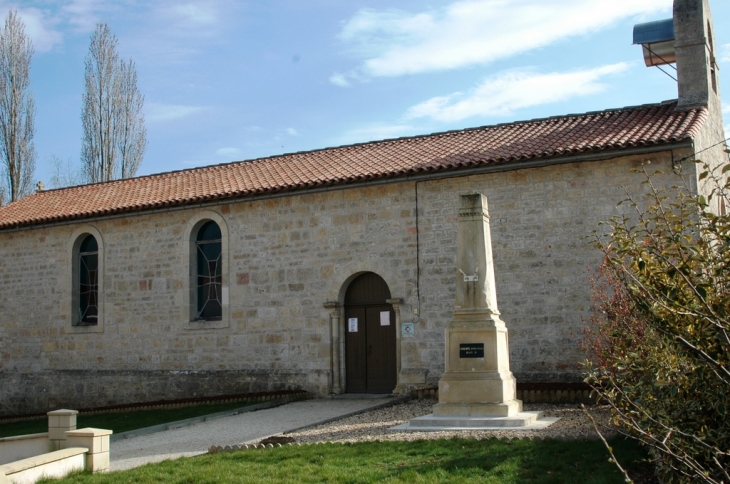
{"left": 584, "top": 161, "right": 730, "bottom": 483}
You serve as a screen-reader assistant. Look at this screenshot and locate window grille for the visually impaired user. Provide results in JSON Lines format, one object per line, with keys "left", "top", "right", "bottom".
{"left": 196, "top": 221, "right": 222, "bottom": 320}
{"left": 78, "top": 235, "right": 99, "bottom": 325}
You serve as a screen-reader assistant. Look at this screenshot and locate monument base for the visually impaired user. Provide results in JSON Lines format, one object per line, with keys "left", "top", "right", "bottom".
{"left": 389, "top": 411, "right": 559, "bottom": 432}
{"left": 437, "top": 371, "right": 518, "bottom": 407}
{"left": 433, "top": 399, "right": 522, "bottom": 417}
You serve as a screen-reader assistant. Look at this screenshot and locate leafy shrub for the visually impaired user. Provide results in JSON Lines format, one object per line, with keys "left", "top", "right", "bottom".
{"left": 584, "top": 161, "right": 730, "bottom": 483}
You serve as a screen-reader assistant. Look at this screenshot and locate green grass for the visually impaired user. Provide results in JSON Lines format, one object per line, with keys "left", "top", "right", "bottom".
{"left": 0, "top": 401, "right": 255, "bottom": 438}
{"left": 39, "top": 436, "right": 649, "bottom": 484}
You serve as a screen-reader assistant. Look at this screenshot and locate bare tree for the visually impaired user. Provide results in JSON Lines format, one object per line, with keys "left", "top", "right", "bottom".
{"left": 116, "top": 58, "right": 145, "bottom": 178}
{"left": 0, "top": 10, "right": 35, "bottom": 203}
{"left": 81, "top": 23, "right": 117, "bottom": 183}
{"left": 81, "top": 23, "right": 146, "bottom": 183}
{"left": 49, "top": 154, "right": 85, "bottom": 188}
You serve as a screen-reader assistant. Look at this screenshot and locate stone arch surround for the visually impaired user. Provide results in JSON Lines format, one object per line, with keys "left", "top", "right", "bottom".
{"left": 324, "top": 264, "right": 405, "bottom": 394}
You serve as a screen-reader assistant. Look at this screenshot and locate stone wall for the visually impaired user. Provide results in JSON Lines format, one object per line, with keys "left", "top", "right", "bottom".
{"left": 0, "top": 149, "right": 695, "bottom": 416}
{"left": 401, "top": 150, "right": 694, "bottom": 386}
{"left": 0, "top": 370, "right": 312, "bottom": 417}
{"left": 0, "top": 183, "right": 418, "bottom": 415}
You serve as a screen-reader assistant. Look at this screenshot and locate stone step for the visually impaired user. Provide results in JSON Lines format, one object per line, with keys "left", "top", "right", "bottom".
{"left": 388, "top": 411, "right": 560, "bottom": 432}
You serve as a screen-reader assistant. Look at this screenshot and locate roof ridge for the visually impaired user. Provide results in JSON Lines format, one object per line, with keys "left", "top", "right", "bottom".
{"left": 0, "top": 99, "right": 706, "bottom": 230}
{"left": 35, "top": 99, "right": 685, "bottom": 195}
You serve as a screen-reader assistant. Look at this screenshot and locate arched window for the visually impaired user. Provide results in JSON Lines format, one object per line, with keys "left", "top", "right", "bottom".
{"left": 708, "top": 22, "right": 717, "bottom": 93}
{"left": 196, "top": 221, "right": 222, "bottom": 321}
{"left": 185, "top": 212, "right": 229, "bottom": 329}
{"left": 78, "top": 235, "right": 99, "bottom": 325}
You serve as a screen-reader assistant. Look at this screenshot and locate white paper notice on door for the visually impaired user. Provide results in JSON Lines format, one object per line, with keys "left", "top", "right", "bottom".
{"left": 380, "top": 311, "right": 390, "bottom": 326}
{"left": 348, "top": 318, "right": 358, "bottom": 332}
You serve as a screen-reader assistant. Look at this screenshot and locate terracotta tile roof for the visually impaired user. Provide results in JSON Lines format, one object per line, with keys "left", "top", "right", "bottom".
{"left": 0, "top": 100, "right": 706, "bottom": 230}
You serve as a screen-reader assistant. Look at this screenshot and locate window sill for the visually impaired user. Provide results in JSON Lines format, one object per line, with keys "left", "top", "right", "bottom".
{"left": 185, "top": 319, "right": 229, "bottom": 330}
{"left": 68, "top": 324, "right": 104, "bottom": 334}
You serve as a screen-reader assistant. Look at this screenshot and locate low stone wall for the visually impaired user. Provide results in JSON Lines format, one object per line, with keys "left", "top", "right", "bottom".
{"left": 517, "top": 389, "right": 594, "bottom": 404}
{"left": 0, "top": 389, "right": 310, "bottom": 423}
{"left": 0, "top": 434, "right": 50, "bottom": 466}
{"left": 0, "top": 448, "right": 87, "bottom": 484}
{"left": 0, "top": 369, "right": 320, "bottom": 417}
{"left": 0, "top": 409, "right": 111, "bottom": 484}
{"left": 410, "top": 383, "right": 595, "bottom": 404}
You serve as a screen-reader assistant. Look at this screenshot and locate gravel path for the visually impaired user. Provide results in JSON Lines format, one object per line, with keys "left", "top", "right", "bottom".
{"left": 110, "top": 397, "right": 402, "bottom": 471}
{"left": 287, "top": 399, "right": 617, "bottom": 443}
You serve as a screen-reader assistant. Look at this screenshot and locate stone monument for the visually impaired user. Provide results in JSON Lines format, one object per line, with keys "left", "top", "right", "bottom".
{"left": 392, "top": 193, "right": 555, "bottom": 430}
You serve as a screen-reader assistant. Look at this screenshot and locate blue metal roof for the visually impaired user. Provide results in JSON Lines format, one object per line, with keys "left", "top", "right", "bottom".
{"left": 633, "top": 18, "right": 674, "bottom": 45}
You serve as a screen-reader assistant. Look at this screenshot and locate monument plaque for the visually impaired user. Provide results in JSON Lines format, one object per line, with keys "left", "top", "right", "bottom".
{"left": 459, "top": 343, "right": 484, "bottom": 358}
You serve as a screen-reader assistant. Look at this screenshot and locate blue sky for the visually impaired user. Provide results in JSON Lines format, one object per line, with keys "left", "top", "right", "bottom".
{"left": 9, "top": 0, "right": 730, "bottom": 185}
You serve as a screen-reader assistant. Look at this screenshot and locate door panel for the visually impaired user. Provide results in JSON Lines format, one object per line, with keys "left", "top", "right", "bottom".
{"left": 345, "top": 306, "right": 367, "bottom": 393}
{"left": 344, "top": 272, "right": 397, "bottom": 394}
{"left": 365, "top": 306, "right": 396, "bottom": 393}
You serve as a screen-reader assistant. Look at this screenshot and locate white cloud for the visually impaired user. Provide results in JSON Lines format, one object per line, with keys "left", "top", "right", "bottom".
{"left": 0, "top": 7, "right": 62, "bottom": 52}
{"left": 131, "top": 1, "right": 239, "bottom": 64}
{"left": 159, "top": 3, "right": 218, "bottom": 27}
{"left": 0, "top": 0, "right": 119, "bottom": 52}
{"left": 152, "top": 1, "right": 235, "bottom": 40}
{"left": 406, "top": 63, "right": 628, "bottom": 122}
{"left": 145, "top": 103, "right": 206, "bottom": 122}
{"left": 338, "top": 0, "right": 667, "bottom": 78}
{"left": 329, "top": 73, "right": 350, "bottom": 87}
{"left": 216, "top": 147, "right": 244, "bottom": 158}
{"left": 59, "top": 0, "right": 106, "bottom": 32}
{"left": 721, "top": 43, "right": 730, "bottom": 63}
{"left": 286, "top": 128, "right": 299, "bottom": 136}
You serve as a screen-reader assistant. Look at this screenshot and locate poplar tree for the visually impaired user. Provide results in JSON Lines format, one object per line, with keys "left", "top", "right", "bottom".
{"left": 0, "top": 10, "right": 35, "bottom": 203}
{"left": 81, "top": 23, "right": 146, "bottom": 183}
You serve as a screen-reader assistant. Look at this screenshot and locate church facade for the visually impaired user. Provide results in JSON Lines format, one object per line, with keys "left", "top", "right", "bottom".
{"left": 0, "top": 0, "right": 726, "bottom": 416}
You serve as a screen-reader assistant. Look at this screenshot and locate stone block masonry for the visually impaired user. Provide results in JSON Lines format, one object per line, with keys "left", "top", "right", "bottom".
{"left": 0, "top": 150, "right": 696, "bottom": 416}
{"left": 0, "top": 183, "right": 419, "bottom": 415}
{"left": 406, "top": 151, "right": 692, "bottom": 385}
{"left": 0, "top": 371, "right": 318, "bottom": 418}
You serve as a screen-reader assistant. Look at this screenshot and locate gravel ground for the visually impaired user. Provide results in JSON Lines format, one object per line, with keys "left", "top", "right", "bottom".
{"left": 286, "top": 399, "right": 617, "bottom": 443}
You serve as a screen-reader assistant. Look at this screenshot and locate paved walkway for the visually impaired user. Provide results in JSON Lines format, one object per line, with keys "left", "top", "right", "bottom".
{"left": 111, "top": 396, "right": 403, "bottom": 471}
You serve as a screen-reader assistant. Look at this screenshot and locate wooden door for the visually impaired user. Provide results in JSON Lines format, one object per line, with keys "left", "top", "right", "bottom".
{"left": 344, "top": 273, "right": 396, "bottom": 394}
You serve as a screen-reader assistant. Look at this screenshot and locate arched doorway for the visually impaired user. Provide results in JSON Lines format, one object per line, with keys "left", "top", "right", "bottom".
{"left": 344, "top": 272, "right": 397, "bottom": 393}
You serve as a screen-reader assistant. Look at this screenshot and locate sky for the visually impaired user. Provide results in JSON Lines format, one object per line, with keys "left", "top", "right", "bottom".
{"left": 7, "top": 0, "right": 730, "bottom": 186}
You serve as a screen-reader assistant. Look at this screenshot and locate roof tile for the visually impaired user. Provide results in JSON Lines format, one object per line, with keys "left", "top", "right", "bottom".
{"left": 0, "top": 101, "right": 706, "bottom": 230}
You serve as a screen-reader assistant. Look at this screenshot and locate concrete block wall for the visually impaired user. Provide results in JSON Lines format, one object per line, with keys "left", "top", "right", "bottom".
{"left": 0, "top": 150, "right": 695, "bottom": 415}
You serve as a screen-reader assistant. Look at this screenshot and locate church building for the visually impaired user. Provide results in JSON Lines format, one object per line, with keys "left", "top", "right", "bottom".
{"left": 0, "top": 0, "right": 726, "bottom": 415}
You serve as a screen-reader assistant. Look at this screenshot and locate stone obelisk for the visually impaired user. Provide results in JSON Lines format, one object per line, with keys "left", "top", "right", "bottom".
{"left": 393, "top": 193, "right": 552, "bottom": 430}
{"left": 433, "top": 192, "right": 522, "bottom": 418}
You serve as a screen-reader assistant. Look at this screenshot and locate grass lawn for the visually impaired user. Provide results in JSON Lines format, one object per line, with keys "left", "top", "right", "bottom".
{"left": 0, "top": 401, "right": 255, "bottom": 438}
{"left": 39, "top": 436, "right": 648, "bottom": 484}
